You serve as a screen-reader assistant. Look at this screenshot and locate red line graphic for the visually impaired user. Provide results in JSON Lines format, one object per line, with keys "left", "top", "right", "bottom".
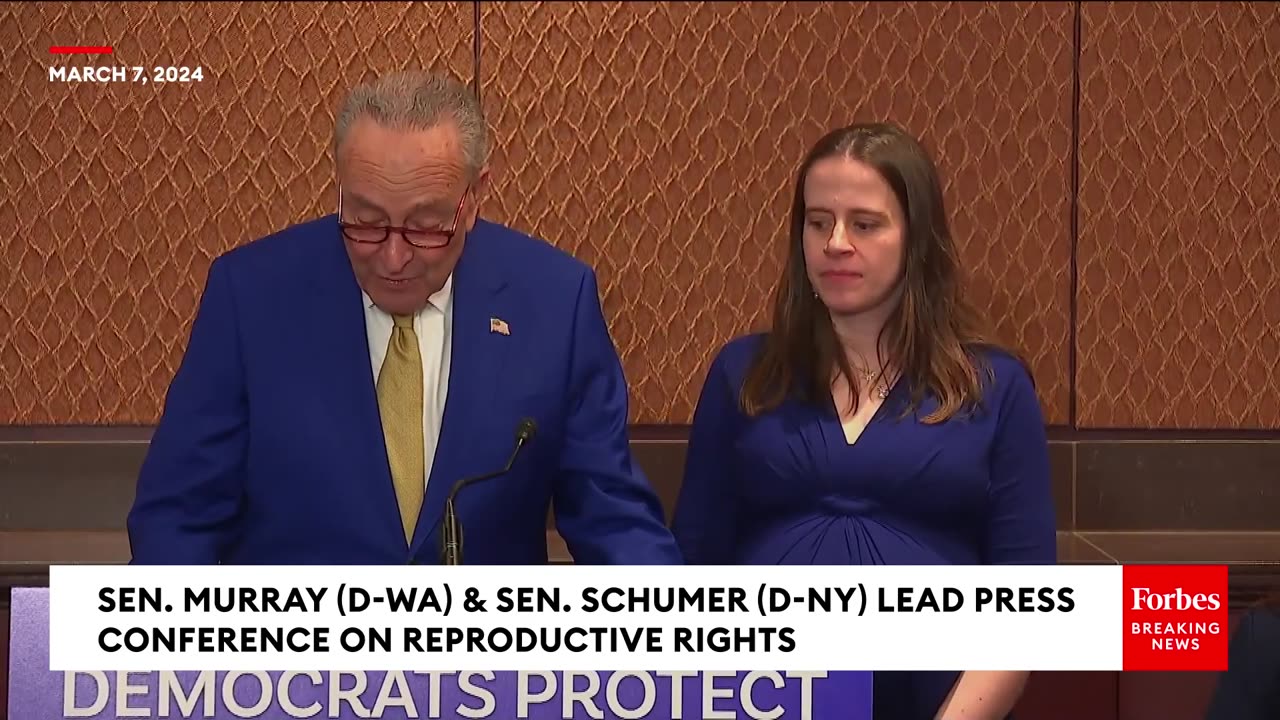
{"left": 49, "top": 46, "right": 113, "bottom": 55}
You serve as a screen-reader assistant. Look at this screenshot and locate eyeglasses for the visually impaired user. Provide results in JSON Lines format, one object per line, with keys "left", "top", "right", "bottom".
{"left": 337, "top": 184, "right": 471, "bottom": 249}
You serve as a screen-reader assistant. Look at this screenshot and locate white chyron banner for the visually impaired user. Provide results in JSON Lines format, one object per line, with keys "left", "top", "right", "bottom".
{"left": 47, "top": 564, "right": 1122, "bottom": 672}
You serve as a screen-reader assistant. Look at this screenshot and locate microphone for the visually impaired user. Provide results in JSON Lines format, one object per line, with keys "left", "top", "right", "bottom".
{"left": 440, "top": 418, "right": 537, "bottom": 565}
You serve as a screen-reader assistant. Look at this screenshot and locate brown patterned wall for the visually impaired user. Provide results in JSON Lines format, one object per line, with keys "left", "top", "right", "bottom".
{"left": 1077, "top": 1, "right": 1280, "bottom": 428}
{"left": 481, "top": 1, "right": 1074, "bottom": 424}
{"left": 1, "top": 1, "right": 1275, "bottom": 428}
{"left": 1, "top": 1, "right": 474, "bottom": 423}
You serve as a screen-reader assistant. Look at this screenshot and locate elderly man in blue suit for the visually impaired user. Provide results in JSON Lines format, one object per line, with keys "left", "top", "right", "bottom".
{"left": 127, "top": 70, "right": 681, "bottom": 566}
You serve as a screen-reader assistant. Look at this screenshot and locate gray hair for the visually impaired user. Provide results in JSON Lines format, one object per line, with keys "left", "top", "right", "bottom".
{"left": 334, "top": 70, "right": 489, "bottom": 175}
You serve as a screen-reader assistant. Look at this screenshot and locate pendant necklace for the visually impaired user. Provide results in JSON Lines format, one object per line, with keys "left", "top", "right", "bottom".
{"left": 854, "top": 366, "right": 891, "bottom": 400}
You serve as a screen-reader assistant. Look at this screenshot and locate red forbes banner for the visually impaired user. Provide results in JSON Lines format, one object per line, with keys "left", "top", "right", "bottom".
{"left": 1123, "top": 565, "right": 1229, "bottom": 671}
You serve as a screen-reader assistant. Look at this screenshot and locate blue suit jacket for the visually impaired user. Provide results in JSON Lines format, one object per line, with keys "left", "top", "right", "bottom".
{"left": 127, "top": 216, "right": 681, "bottom": 565}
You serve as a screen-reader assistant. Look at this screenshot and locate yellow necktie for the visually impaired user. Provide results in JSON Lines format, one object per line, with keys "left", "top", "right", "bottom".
{"left": 378, "top": 314, "right": 425, "bottom": 543}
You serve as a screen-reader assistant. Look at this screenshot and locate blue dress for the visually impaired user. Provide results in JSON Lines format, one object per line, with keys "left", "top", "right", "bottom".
{"left": 672, "top": 334, "right": 1057, "bottom": 720}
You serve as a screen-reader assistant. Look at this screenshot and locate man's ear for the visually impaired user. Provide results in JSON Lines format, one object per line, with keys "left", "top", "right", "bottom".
{"left": 467, "top": 165, "right": 491, "bottom": 230}
{"left": 474, "top": 165, "right": 491, "bottom": 203}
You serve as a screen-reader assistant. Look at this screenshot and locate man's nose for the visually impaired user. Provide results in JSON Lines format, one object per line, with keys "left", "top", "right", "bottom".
{"left": 381, "top": 231, "right": 414, "bottom": 269}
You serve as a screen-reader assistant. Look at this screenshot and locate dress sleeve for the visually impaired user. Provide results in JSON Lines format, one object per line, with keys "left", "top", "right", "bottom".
{"left": 984, "top": 358, "right": 1058, "bottom": 564}
{"left": 671, "top": 346, "right": 744, "bottom": 564}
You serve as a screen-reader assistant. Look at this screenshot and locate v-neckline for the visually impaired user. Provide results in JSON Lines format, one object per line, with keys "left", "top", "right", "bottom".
{"left": 826, "top": 376, "right": 901, "bottom": 448}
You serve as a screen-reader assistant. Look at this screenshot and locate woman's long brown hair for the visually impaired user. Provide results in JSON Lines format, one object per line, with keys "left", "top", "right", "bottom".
{"left": 741, "top": 122, "right": 1019, "bottom": 423}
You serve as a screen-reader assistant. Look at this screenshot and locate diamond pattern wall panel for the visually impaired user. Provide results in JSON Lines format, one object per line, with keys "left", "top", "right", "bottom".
{"left": 482, "top": 1, "right": 1075, "bottom": 424}
{"left": 0, "top": 1, "right": 474, "bottom": 424}
{"left": 1078, "top": 2, "right": 1280, "bottom": 428}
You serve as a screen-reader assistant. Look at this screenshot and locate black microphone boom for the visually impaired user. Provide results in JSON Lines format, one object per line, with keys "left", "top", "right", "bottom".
{"left": 439, "top": 418, "right": 537, "bottom": 565}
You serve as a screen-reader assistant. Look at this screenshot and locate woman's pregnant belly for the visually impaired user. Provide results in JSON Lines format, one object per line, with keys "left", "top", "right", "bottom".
{"left": 736, "top": 504, "right": 966, "bottom": 566}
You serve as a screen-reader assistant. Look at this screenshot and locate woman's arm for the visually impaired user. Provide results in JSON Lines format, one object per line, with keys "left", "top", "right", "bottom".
{"left": 671, "top": 345, "right": 744, "bottom": 564}
{"left": 937, "top": 356, "right": 1056, "bottom": 719}
{"left": 981, "top": 357, "right": 1057, "bottom": 565}
{"left": 935, "top": 670, "right": 1030, "bottom": 720}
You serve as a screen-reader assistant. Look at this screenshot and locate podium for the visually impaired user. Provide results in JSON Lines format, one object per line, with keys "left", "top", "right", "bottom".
{"left": 8, "top": 587, "right": 873, "bottom": 719}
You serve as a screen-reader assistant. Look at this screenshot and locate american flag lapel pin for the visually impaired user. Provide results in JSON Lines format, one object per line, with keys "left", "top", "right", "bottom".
{"left": 490, "top": 317, "right": 510, "bottom": 336}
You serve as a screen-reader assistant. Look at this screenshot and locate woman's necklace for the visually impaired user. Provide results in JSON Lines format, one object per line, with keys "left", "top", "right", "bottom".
{"left": 853, "top": 365, "right": 891, "bottom": 400}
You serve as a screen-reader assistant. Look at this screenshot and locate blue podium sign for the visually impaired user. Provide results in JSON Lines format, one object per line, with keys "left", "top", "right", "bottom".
{"left": 9, "top": 587, "right": 872, "bottom": 719}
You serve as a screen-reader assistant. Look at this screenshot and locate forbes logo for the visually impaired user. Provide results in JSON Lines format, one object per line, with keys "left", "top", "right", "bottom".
{"left": 1129, "top": 587, "right": 1222, "bottom": 612}
{"left": 1121, "top": 565, "right": 1229, "bottom": 672}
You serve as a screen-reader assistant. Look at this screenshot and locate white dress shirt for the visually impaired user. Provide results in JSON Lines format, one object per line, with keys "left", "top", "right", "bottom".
{"left": 364, "top": 275, "right": 453, "bottom": 491}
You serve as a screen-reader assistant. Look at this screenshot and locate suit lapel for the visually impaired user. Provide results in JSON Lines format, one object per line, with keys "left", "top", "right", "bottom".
{"left": 310, "top": 218, "right": 406, "bottom": 552}
{"left": 411, "top": 226, "right": 511, "bottom": 558}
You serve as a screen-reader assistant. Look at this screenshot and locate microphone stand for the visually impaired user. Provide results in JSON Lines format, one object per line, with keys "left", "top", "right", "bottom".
{"left": 440, "top": 419, "right": 536, "bottom": 565}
